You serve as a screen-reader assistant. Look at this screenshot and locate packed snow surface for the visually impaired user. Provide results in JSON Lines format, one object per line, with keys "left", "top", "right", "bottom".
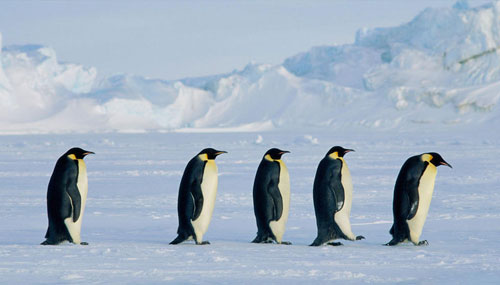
{"left": 1, "top": 1, "right": 500, "bottom": 133}
{"left": 0, "top": 130, "right": 499, "bottom": 283}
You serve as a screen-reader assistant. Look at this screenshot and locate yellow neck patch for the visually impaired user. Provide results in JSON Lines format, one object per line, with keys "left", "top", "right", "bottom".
{"left": 421, "top": 154, "right": 433, "bottom": 163}
{"left": 198, "top": 153, "right": 209, "bottom": 161}
{"left": 67, "top": 154, "right": 77, "bottom": 160}
{"left": 265, "top": 154, "right": 281, "bottom": 162}
{"left": 328, "top": 152, "right": 339, "bottom": 159}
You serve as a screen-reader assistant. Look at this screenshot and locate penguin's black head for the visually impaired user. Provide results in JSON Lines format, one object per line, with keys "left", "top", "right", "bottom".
{"left": 199, "top": 148, "right": 227, "bottom": 160}
{"left": 65, "top": 147, "right": 95, "bottom": 159}
{"left": 326, "top": 146, "right": 354, "bottom": 158}
{"left": 264, "top": 148, "right": 290, "bottom": 160}
{"left": 427, "top": 152, "right": 452, "bottom": 168}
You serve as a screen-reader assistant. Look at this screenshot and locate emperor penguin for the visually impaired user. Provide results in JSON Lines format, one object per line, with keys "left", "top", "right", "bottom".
{"left": 310, "top": 146, "right": 365, "bottom": 246}
{"left": 252, "top": 148, "right": 291, "bottom": 245}
{"left": 170, "top": 148, "right": 227, "bottom": 245}
{"left": 41, "top": 147, "right": 94, "bottom": 245}
{"left": 386, "top": 152, "right": 452, "bottom": 246}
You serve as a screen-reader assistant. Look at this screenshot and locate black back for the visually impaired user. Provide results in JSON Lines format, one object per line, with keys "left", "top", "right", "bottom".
{"left": 171, "top": 148, "right": 226, "bottom": 244}
{"left": 252, "top": 156, "right": 283, "bottom": 242}
{"left": 175, "top": 155, "right": 207, "bottom": 239}
{"left": 43, "top": 153, "right": 82, "bottom": 244}
{"left": 310, "top": 153, "right": 349, "bottom": 245}
{"left": 388, "top": 155, "right": 428, "bottom": 243}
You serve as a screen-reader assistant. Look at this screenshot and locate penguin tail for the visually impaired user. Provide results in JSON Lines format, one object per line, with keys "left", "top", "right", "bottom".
{"left": 252, "top": 233, "right": 274, "bottom": 243}
{"left": 384, "top": 238, "right": 401, "bottom": 246}
{"left": 309, "top": 241, "right": 322, "bottom": 246}
{"left": 251, "top": 235, "right": 264, "bottom": 243}
{"left": 41, "top": 240, "right": 54, "bottom": 245}
{"left": 170, "top": 235, "right": 187, "bottom": 245}
{"left": 310, "top": 236, "right": 327, "bottom": 246}
{"left": 41, "top": 237, "right": 65, "bottom": 245}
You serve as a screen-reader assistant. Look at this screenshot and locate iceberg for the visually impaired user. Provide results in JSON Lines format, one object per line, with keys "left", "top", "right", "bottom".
{"left": 0, "top": 1, "right": 499, "bottom": 133}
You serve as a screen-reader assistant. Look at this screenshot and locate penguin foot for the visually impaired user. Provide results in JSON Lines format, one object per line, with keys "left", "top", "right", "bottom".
{"left": 197, "top": 241, "right": 210, "bottom": 245}
{"left": 327, "top": 242, "right": 343, "bottom": 246}
{"left": 356, "top": 235, "right": 365, "bottom": 241}
{"left": 80, "top": 242, "right": 89, "bottom": 245}
{"left": 417, "top": 240, "right": 428, "bottom": 246}
{"left": 280, "top": 241, "right": 292, "bottom": 245}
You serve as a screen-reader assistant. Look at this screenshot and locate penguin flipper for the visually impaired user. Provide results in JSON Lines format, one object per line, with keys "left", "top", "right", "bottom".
{"left": 64, "top": 164, "right": 81, "bottom": 222}
{"left": 328, "top": 159, "right": 345, "bottom": 212}
{"left": 404, "top": 161, "right": 427, "bottom": 220}
{"left": 66, "top": 183, "right": 81, "bottom": 223}
{"left": 266, "top": 167, "right": 283, "bottom": 221}
{"left": 190, "top": 180, "right": 204, "bottom": 221}
{"left": 406, "top": 179, "right": 421, "bottom": 221}
{"left": 267, "top": 177, "right": 283, "bottom": 221}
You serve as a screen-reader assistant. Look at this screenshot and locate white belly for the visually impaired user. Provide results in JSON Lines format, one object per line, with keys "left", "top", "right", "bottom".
{"left": 64, "top": 159, "right": 88, "bottom": 244}
{"left": 191, "top": 161, "right": 218, "bottom": 243}
{"left": 269, "top": 161, "right": 290, "bottom": 243}
{"left": 333, "top": 159, "right": 356, "bottom": 240}
{"left": 407, "top": 164, "right": 437, "bottom": 244}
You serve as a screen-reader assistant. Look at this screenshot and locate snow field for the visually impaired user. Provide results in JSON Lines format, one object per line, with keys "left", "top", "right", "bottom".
{"left": 1, "top": 130, "right": 499, "bottom": 283}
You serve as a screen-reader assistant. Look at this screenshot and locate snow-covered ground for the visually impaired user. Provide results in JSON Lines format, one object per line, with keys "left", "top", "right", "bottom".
{"left": 1, "top": 129, "right": 499, "bottom": 283}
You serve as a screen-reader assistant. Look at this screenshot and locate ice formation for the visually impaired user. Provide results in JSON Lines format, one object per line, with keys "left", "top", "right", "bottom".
{"left": 1, "top": 1, "right": 499, "bottom": 133}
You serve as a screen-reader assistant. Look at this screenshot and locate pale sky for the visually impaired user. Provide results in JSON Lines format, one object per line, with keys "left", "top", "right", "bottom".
{"left": 0, "top": 0, "right": 493, "bottom": 80}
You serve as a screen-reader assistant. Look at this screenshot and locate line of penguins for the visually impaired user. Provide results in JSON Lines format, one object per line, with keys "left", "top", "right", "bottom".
{"left": 41, "top": 146, "right": 452, "bottom": 247}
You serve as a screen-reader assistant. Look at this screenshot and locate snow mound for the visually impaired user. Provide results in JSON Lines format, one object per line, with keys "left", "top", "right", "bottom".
{"left": 1, "top": 1, "right": 500, "bottom": 133}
